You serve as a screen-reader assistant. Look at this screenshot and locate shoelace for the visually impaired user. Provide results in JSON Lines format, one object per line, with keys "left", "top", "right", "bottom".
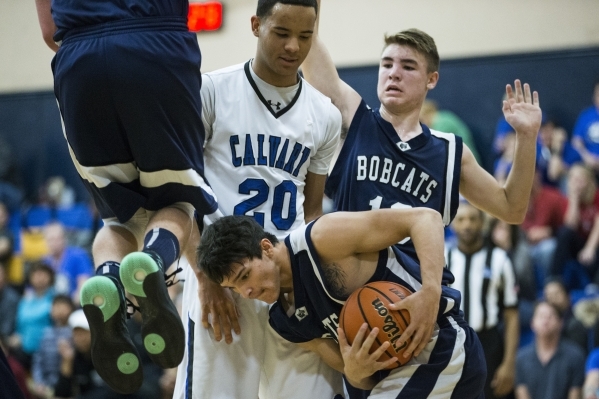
{"left": 123, "top": 258, "right": 185, "bottom": 318}
{"left": 126, "top": 297, "right": 140, "bottom": 319}
{"left": 165, "top": 265, "right": 184, "bottom": 287}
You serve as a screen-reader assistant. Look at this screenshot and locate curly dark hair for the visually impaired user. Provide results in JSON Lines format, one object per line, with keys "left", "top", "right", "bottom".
{"left": 198, "top": 216, "right": 278, "bottom": 284}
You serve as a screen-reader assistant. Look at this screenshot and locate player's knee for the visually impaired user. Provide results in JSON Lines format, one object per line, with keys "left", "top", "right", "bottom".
{"left": 167, "top": 202, "right": 195, "bottom": 220}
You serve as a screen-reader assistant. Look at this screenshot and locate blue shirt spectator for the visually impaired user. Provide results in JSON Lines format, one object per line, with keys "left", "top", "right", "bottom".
{"left": 8, "top": 262, "right": 54, "bottom": 369}
{"left": 572, "top": 81, "right": 599, "bottom": 170}
{"left": 43, "top": 222, "right": 92, "bottom": 301}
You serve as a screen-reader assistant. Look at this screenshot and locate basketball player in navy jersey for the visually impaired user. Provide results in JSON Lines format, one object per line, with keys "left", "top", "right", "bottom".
{"left": 172, "top": 1, "right": 344, "bottom": 398}
{"left": 198, "top": 209, "right": 486, "bottom": 398}
{"left": 34, "top": 0, "right": 218, "bottom": 394}
{"left": 302, "top": 2, "right": 541, "bottom": 395}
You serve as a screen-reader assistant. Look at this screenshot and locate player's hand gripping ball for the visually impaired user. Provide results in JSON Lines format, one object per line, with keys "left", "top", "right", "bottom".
{"left": 339, "top": 281, "right": 413, "bottom": 369}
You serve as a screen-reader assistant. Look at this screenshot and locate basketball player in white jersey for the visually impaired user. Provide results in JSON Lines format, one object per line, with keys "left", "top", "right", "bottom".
{"left": 172, "top": 1, "right": 343, "bottom": 398}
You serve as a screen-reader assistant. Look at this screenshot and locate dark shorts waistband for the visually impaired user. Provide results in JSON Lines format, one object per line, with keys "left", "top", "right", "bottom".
{"left": 61, "top": 16, "right": 188, "bottom": 43}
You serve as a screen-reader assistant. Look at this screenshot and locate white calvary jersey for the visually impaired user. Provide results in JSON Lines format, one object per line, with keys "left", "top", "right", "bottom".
{"left": 201, "top": 61, "right": 341, "bottom": 238}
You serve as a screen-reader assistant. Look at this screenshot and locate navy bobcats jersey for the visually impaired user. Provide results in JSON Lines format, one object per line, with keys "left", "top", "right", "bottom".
{"left": 326, "top": 101, "right": 462, "bottom": 225}
{"left": 269, "top": 222, "right": 462, "bottom": 344}
{"left": 52, "top": 0, "right": 189, "bottom": 41}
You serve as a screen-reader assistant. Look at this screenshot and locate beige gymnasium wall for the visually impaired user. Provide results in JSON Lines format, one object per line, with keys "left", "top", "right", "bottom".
{"left": 1, "top": 0, "right": 598, "bottom": 94}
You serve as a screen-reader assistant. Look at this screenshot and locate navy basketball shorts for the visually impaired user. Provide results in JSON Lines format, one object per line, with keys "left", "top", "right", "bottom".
{"left": 52, "top": 17, "right": 217, "bottom": 223}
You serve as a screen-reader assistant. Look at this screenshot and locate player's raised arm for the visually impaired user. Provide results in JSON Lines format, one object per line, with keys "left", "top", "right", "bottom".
{"left": 34, "top": 0, "right": 59, "bottom": 52}
{"left": 460, "top": 80, "right": 542, "bottom": 224}
{"left": 301, "top": 0, "right": 361, "bottom": 130}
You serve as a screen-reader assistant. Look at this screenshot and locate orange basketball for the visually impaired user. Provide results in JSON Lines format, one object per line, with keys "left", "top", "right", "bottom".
{"left": 339, "top": 281, "right": 413, "bottom": 369}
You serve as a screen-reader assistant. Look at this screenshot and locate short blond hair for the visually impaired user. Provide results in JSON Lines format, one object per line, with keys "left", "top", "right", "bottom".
{"left": 384, "top": 29, "right": 439, "bottom": 73}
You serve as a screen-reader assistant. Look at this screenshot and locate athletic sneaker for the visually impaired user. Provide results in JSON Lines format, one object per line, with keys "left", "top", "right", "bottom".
{"left": 80, "top": 275, "right": 143, "bottom": 394}
{"left": 120, "top": 250, "right": 185, "bottom": 369}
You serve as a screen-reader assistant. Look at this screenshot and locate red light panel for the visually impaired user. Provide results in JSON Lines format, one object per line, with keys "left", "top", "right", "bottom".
{"left": 188, "top": 2, "right": 223, "bottom": 32}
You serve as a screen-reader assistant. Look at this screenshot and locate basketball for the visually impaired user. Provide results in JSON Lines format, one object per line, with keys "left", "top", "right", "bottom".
{"left": 339, "top": 281, "right": 413, "bottom": 369}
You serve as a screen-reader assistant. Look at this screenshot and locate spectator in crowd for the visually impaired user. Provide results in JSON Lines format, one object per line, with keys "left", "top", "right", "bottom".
{"left": 0, "top": 265, "right": 20, "bottom": 340}
{"left": 0, "top": 137, "right": 24, "bottom": 211}
{"left": 490, "top": 217, "right": 536, "bottom": 301}
{"left": 521, "top": 171, "right": 567, "bottom": 282}
{"left": 572, "top": 80, "right": 599, "bottom": 173}
{"left": 536, "top": 119, "right": 579, "bottom": 188}
{"left": 54, "top": 309, "right": 112, "bottom": 399}
{"left": 31, "top": 294, "right": 74, "bottom": 399}
{"left": 448, "top": 202, "right": 519, "bottom": 399}
{"left": 420, "top": 99, "right": 481, "bottom": 163}
{"left": 7, "top": 262, "right": 54, "bottom": 370}
{"left": 544, "top": 277, "right": 590, "bottom": 354}
{"left": 0, "top": 201, "right": 14, "bottom": 270}
{"left": 42, "top": 221, "right": 93, "bottom": 303}
{"left": 585, "top": 347, "right": 599, "bottom": 399}
{"left": 550, "top": 164, "right": 599, "bottom": 288}
{"left": 494, "top": 129, "right": 516, "bottom": 184}
{"left": 515, "top": 300, "right": 585, "bottom": 399}
{"left": 38, "top": 176, "right": 75, "bottom": 210}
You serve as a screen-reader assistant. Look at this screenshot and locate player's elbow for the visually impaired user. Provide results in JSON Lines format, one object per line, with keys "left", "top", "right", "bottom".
{"left": 44, "top": 37, "right": 59, "bottom": 52}
{"left": 502, "top": 207, "right": 527, "bottom": 225}
{"left": 416, "top": 208, "right": 444, "bottom": 228}
{"left": 41, "top": 30, "right": 59, "bottom": 52}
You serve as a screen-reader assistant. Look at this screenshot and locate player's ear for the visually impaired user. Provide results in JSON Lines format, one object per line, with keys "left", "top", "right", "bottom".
{"left": 261, "top": 238, "right": 274, "bottom": 256}
{"left": 251, "top": 15, "right": 261, "bottom": 38}
{"left": 426, "top": 71, "right": 439, "bottom": 90}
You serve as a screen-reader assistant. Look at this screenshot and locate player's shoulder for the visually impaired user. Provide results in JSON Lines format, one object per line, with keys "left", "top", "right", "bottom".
{"left": 300, "top": 78, "right": 333, "bottom": 105}
{"left": 429, "top": 128, "right": 458, "bottom": 141}
{"left": 203, "top": 62, "right": 246, "bottom": 80}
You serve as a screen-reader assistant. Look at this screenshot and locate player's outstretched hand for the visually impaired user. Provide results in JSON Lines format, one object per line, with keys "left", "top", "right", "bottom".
{"left": 502, "top": 79, "right": 542, "bottom": 136}
{"left": 196, "top": 270, "right": 241, "bottom": 344}
{"left": 338, "top": 324, "right": 397, "bottom": 388}
{"left": 388, "top": 285, "right": 439, "bottom": 359}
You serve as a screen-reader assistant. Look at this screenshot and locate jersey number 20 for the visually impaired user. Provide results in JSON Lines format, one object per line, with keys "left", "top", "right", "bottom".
{"left": 234, "top": 178, "right": 297, "bottom": 230}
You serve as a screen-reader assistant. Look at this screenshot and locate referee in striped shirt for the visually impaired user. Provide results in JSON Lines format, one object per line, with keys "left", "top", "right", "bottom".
{"left": 447, "top": 202, "right": 520, "bottom": 399}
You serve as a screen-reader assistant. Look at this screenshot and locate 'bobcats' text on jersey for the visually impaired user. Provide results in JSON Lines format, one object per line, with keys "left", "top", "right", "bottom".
{"left": 326, "top": 101, "right": 462, "bottom": 227}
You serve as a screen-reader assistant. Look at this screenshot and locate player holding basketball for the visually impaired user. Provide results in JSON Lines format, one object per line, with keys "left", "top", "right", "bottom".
{"left": 198, "top": 209, "right": 486, "bottom": 398}
{"left": 172, "top": 1, "right": 343, "bottom": 398}
{"left": 34, "top": 0, "right": 218, "bottom": 394}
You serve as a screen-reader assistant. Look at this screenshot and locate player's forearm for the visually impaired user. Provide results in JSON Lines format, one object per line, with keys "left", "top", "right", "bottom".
{"left": 501, "top": 134, "right": 537, "bottom": 223}
{"left": 35, "top": 0, "right": 59, "bottom": 52}
{"left": 408, "top": 210, "right": 444, "bottom": 293}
